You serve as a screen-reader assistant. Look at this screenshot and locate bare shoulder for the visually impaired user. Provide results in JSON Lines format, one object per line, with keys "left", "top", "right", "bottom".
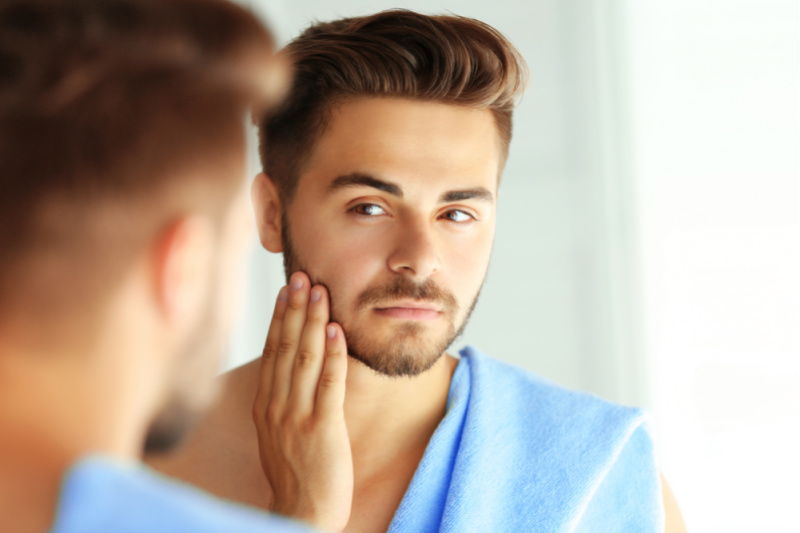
{"left": 661, "top": 474, "right": 687, "bottom": 533}
{"left": 146, "top": 358, "right": 270, "bottom": 508}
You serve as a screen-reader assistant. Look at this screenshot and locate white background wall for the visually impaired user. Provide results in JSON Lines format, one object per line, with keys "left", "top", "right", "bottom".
{"left": 227, "top": 1, "right": 800, "bottom": 531}
{"left": 629, "top": 2, "right": 799, "bottom": 531}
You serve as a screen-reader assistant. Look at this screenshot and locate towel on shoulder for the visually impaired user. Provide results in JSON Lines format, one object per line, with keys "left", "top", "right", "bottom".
{"left": 389, "top": 346, "right": 664, "bottom": 533}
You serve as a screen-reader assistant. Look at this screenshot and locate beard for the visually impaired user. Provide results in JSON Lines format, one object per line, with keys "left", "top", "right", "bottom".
{"left": 143, "top": 399, "right": 200, "bottom": 455}
{"left": 281, "top": 214, "right": 482, "bottom": 378}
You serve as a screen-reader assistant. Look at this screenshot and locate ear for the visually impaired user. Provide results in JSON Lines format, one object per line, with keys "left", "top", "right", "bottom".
{"left": 152, "top": 215, "right": 215, "bottom": 326}
{"left": 251, "top": 172, "right": 284, "bottom": 253}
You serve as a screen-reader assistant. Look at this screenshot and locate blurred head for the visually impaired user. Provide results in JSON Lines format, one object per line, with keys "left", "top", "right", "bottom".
{"left": 0, "top": 0, "right": 283, "bottom": 451}
{"left": 253, "top": 11, "right": 527, "bottom": 377}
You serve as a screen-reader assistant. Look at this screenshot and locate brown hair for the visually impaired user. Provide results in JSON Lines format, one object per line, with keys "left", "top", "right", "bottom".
{"left": 0, "top": 0, "right": 280, "bottom": 315}
{"left": 257, "top": 9, "right": 528, "bottom": 204}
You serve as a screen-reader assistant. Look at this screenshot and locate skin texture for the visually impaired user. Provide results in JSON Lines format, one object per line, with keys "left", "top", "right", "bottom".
{"left": 147, "top": 97, "right": 687, "bottom": 533}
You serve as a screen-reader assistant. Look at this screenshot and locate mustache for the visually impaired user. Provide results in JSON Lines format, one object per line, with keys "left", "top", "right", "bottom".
{"left": 356, "top": 277, "right": 458, "bottom": 312}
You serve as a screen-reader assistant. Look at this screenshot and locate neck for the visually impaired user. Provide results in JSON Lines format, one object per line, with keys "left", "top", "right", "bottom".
{"left": 0, "top": 346, "right": 149, "bottom": 533}
{"left": 342, "top": 352, "right": 459, "bottom": 473}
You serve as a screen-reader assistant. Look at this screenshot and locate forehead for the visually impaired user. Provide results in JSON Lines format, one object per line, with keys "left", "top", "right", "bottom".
{"left": 299, "top": 97, "right": 501, "bottom": 195}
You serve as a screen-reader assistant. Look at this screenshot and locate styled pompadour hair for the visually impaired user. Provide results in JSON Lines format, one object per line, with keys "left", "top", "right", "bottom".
{"left": 257, "top": 9, "right": 528, "bottom": 204}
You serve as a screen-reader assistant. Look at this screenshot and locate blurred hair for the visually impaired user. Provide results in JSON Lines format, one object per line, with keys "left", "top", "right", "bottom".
{"left": 0, "top": 0, "right": 280, "bottom": 317}
{"left": 257, "top": 9, "right": 528, "bottom": 204}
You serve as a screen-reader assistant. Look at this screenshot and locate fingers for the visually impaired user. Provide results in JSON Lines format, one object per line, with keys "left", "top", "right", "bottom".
{"left": 254, "top": 285, "right": 289, "bottom": 415}
{"left": 256, "top": 270, "right": 348, "bottom": 425}
{"left": 315, "top": 322, "right": 348, "bottom": 420}
{"left": 252, "top": 273, "right": 354, "bottom": 533}
{"left": 270, "top": 272, "right": 311, "bottom": 407}
{"left": 287, "top": 284, "right": 330, "bottom": 415}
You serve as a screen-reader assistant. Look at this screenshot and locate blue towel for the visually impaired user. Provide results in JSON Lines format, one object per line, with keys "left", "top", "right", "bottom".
{"left": 388, "top": 346, "right": 664, "bottom": 532}
{"left": 51, "top": 456, "right": 312, "bottom": 533}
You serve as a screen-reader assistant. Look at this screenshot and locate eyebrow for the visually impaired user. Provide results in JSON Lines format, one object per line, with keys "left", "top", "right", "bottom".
{"left": 326, "top": 172, "right": 495, "bottom": 203}
{"left": 439, "top": 188, "right": 494, "bottom": 203}
{"left": 327, "top": 173, "right": 403, "bottom": 197}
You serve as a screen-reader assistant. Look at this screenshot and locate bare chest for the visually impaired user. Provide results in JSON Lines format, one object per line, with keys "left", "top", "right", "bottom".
{"left": 343, "top": 477, "right": 410, "bottom": 533}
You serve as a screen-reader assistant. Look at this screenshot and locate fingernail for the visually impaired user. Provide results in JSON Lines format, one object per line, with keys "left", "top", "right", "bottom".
{"left": 326, "top": 325, "right": 336, "bottom": 339}
{"left": 290, "top": 275, "right": 303, "bottom": 291}
{"left": 310, "top": 288, "right": 321, "bottom": 303}
{"left": 278, "top": 286, "right": 289, "bottom": 302}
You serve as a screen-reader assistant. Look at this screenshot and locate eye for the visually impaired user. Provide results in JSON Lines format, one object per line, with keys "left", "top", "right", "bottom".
{"left": 441, "top": 209, "right": 475, "bottom": 223}
{"left": 350, "top": 203, "right": 387, "bottom": 217}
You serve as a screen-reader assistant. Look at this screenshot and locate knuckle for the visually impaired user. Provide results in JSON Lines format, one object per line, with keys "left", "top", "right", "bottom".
{"left": 286, "top": 297, "right": 305, "bottom": 311}
{"left": 261, "top": 343, "right": 278, "bottom": 361}
{"left": 294, "top": 349, "right": 317, "bottom": 368}
{"left": 318, "top": 373, "right": 340, "bottom": 389}
{"left": 305, "top": 312, "right": 326, "bottom": 326}
{"left": 326, "top": 345, "right": 343, "bottom": 358}
{"left": 277, "top": 338, "right": 296, "bottom": 355}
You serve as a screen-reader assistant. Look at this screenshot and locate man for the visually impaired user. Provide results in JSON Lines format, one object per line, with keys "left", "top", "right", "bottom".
{"left": 149, "top": 10, "right": 686, "bottom": 532}
{"left": 0, "top": 0, "right": 318, "bottom": 531}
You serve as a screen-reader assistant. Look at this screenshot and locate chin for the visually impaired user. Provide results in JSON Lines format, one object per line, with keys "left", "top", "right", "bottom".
{"left": 342, "top": 322, "right": 453, "bottom": 378}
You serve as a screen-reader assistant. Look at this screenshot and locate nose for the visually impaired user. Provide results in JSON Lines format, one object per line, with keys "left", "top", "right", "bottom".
{"left": 387, "top": 217, "right": 442, "bottom": 279}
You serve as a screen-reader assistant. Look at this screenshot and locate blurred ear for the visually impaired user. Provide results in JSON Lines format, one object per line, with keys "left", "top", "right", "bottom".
{"left": 153, "top": 215, "right": 214, "bottom": 326}
{"left": 251, "top": 172, "right": 283, "bottom": 253}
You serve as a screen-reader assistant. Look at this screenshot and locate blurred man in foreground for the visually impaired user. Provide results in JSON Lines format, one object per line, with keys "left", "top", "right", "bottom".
{"left": 0, "top": 0, "right": 313, "bottom": 531}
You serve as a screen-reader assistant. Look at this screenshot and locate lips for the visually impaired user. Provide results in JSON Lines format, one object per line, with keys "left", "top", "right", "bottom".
{"left": 375, "top": 299, "right": 440, "bottom": 311}
{"left": 373, "top": 300, "right": 442, "bottom": 320}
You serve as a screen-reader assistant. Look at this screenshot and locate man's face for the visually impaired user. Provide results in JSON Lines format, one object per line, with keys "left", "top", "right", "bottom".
{"left": 280, "top": 98, "right": 500, "bottom": 377}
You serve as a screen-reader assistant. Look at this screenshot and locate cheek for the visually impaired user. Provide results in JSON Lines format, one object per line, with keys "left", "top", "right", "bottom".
{"left": 446, "top": 227, "right": 494, "bottom": 300}
{"left": 450, "top": 221, "right": 494, "bottom": 264}
{"left": 295, "top": 223, "right": 389, "bottom": 300}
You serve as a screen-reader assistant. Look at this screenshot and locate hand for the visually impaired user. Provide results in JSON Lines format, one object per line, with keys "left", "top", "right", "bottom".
{"left": 252, "top": 271, "right": 353, "bottom": 532}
